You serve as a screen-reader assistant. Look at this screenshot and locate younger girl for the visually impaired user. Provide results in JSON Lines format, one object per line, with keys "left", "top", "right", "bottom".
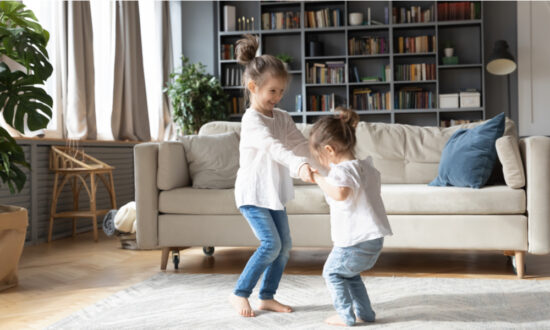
{"left": 229, "top": 35, "right": 315, "bottom": 317}
{"left": 309, "top": 109, "right": 393, "bottom": 327}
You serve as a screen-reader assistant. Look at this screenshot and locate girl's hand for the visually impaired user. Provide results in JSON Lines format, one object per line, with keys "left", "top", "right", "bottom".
{"left": 299, "top": 163, "right": 315, "bottom": 183}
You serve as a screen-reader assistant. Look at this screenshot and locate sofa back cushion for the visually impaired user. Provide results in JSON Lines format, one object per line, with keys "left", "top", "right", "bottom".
{"left": 199, "top": 117, "right": 518, "bottom": 185}
{"left": 158, "top": 142, "right": 189, "bottom": 190}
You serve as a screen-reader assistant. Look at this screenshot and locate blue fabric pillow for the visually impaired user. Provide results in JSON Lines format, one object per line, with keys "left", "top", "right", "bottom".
{"left": 429, "top": 113, "right": 505, "bottom": 189}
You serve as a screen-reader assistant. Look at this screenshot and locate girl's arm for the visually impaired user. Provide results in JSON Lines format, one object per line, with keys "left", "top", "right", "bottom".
{"left": 313, "top": 172, "right": 352, "bottom": 201}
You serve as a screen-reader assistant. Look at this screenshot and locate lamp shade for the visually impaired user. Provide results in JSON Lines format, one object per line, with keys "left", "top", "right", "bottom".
{"left": 487, "top": 40, "right": 517, "bottom": 75}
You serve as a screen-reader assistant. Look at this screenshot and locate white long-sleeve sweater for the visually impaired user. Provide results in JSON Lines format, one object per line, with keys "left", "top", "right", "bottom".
{"left": 235, "top": 108, "right": 309, "bottom": 210}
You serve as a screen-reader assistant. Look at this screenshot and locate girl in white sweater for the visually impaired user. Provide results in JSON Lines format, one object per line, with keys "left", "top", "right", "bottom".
{"left": 229, "top": 35, "right": 315, "bottom": 317}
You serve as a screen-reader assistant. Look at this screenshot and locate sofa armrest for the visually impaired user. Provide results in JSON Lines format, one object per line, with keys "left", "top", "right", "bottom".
{"left": 520, "top": 136, "right": 550, "bottom": 254}
{"left": 134, "top": 143, "right": 159, "bottom": 249}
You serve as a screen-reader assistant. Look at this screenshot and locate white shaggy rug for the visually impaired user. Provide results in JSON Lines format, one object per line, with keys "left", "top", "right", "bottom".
{"left": 48, "top": 273, "right": 550, "bottom": 329}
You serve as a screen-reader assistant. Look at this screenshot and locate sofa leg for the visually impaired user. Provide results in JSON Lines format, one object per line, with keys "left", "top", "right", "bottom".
{"left": 514, "top": 251, "right": 525, "bottom": 279}
{"left": 161, "top": 247, "right": 170, "bottom": 271}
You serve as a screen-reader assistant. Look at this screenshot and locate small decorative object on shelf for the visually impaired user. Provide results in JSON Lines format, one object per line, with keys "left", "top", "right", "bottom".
{"left": 439, "top": 93, "right": 459, "bottom": 109}
{"left": 295, "top": 94, "right": 302, "bottom": 112}
{"left": 275, "top": 53, "right": 292, "bottom": 70}
{"left": 223, "top": 5, "right": 236, "bottom": 31}
{"left": 349, "top": 12, "right": 363, "bottom": 26}
{"left": 459, "top": 90, "right": 480, "bottom": 108}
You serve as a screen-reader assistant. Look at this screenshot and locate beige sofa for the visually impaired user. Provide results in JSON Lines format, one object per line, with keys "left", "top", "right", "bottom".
{"left": 134, "top": 119, "right": 550, "bottom": 278}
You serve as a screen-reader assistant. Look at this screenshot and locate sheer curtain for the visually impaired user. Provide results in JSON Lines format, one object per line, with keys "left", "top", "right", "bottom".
{"left": 10, "top": 0, "right": 178, "bottom": 141}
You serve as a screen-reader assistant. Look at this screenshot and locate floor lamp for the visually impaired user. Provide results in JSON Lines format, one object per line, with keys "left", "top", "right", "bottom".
{"left": 486, "top": 40, "right": 517, "bottom": 118}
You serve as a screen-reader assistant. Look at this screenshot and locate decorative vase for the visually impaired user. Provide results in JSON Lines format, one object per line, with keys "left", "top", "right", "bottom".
{"left": 444, "top": 48, "right": 454, "bottom": 57}
{"left": 0, "top": 205, "right": 28, "bottom": 292}
{"left": 283, "top": 62, "right": 289, "bottom": 71}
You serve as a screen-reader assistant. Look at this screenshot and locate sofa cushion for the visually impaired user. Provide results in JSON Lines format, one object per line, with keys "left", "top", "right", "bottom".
{"left": 429, "top": 113, "right": 505, "bottom": 188}
{"left": 157, "top": 142, "right": 189, "bottom": 190}
{"left": 180, "top": 132, "right": 239, "bottom": 189}
{"left": 496, "top": 135, "right": 525, "bottom": 189}
{"left": 199, "top": 117, "right": 518, "bottom": 185}
{"left": 158, "top": 184, "right": 525, "bottom": 215}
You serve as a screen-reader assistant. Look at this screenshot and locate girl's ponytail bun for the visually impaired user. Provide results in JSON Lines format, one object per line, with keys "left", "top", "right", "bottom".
{"left": 235, "top": 34, "right": 259, "bottom": 65}
{"left": 338, "top": 108, "right": 359, "bottom": 129}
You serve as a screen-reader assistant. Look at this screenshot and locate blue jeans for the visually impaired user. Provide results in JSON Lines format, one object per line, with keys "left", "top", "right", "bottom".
{"left": 234, "top": 205, "right": 292, "bottom": 300}
{"left": 323, "top": 238, "right": 384, "bottom": 326}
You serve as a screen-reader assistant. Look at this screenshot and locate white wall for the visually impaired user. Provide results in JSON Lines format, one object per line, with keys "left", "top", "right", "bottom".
{"left": 517, "top": 1, "right": 550, "bottom": 136}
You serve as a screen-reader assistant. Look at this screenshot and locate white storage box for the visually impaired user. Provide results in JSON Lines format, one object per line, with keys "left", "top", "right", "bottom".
{"left": 460, "top": 92, "right": 481, "bottom": 108}
{"left": 439, "top": 93, "right": 459, "bottom": 109}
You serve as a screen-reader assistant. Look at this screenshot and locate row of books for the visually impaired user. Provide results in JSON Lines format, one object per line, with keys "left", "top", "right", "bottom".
{"left": 392, "top": 5, "right": 435, "bottom": 24}
{"left": 395, "top": 88, "right": 435, "bottom": 109}
{"left": 352, "top": 88, "right": 391, "bottom": 111}
{"left": 308, "top": 93, "right": 335, "bottom": 112}
{"left": 304, "top": 8, "right": 342, "bottom": 28}
{"left": 221, "top": 44, "right": 235, "bottom": 60}
{"left": 394, "top": 63, "right": 436, "bottom": 81}
{"left": 440, "top": 119, "right": 473, "bottom": 128}
{"left": 396, "top": 35, "right": 436, "bottom": 54}
{"left": 437, "top": 2, "right": 481, "bottom": 21}
{"left": 350, "top": 65, "right": 391, "bottom": 83}
{"left": 348, "top": 37, "right": 388, "bottom": 56}
{"left": 306, "top": 61, "right": 346, "bottom": 84}
{"left": 261, "top": 11, "right": 300, "bottom": 30}
{"left": 224, "top": 67, "right": 243, "bottom": 87}
{"left": 229, "top": 96, "right": 245, "bottom": 115}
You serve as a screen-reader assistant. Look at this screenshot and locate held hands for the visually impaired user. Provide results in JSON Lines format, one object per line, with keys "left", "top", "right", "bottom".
{"left": 298, "top": 163, "right": 317, "bottom": 183}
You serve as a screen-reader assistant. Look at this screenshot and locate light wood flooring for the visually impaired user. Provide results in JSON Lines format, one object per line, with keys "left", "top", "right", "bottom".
{"left": 2, "top": 231, "right": 550, "bottom": 329}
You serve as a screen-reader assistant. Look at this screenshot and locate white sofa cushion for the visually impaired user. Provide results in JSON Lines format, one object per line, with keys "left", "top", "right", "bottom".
{"left": 180, "top": 132, "right": 240, "bottom": 189}
{"left": 496, "top": 135, "right": 525, "bottom": 189}
{"left": 157, "top": 142, "right": 189, "bottom": 190}
{"left": 159, "top": 184, "right": 525, "bottom": 215}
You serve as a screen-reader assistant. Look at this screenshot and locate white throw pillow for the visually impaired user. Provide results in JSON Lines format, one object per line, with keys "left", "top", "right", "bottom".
{"left": 181, "top": 132, "right": 240, "bottom": 189}
{"left": 495, "top": 135, "right": 525, "bottom": 189}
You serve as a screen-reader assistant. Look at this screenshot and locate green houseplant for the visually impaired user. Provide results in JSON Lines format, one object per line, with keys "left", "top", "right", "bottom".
{"left": 275, "top": 53, "right": 292, "bottom": 70}
{"left": 0, "top": 1, "right": 52, "bottom": 292}
{"left": 165, "top": 56, "right": 229, "bottom": 135}
{"left": 0, "top": 1, "right": 53, "bottom": 193}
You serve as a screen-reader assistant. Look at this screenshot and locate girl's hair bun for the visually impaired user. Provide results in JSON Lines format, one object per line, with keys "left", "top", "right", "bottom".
{"left": 235, "top": 34, "right": 259, "bottom": 65}
{"left": 337, "top": 107, "right": 359, "bottom": 129}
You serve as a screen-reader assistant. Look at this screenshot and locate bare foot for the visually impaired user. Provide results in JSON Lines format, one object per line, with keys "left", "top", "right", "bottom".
{"left": 258, "top": 299, "right": 293, "bottom": 313}
{"left": 324, "top": 314, "right": 353, "bottom": 327}
{"left": 229, "top": 294, "right": 255, "bottom": 317}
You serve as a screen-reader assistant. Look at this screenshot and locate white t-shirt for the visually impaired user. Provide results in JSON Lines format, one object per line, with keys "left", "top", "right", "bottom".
{"left": 234, "top": 108, "right": 309, "bottom": 210}
{"left": 324, "top": 157, "right": 393, "bottom": 247}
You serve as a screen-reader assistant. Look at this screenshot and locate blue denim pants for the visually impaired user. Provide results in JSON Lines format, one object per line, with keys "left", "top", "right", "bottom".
{"left": 323, "top": 237, "right": 384, "bottom": 326}
{"left": 234, "top": 205, "right": 292, "bottom": 300}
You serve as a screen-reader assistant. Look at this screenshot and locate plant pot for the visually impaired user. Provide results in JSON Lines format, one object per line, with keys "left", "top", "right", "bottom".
{"left": 444, "top": 47, "right": 454, "bottom": 57}
{"left": 283, "top": 62, "right": 290, "bottom": 71}
{"left": 0, "top": 205, "right": 28, "bottom": 292}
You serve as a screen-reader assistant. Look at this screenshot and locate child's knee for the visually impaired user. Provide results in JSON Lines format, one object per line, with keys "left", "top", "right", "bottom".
{"left": 259, "top": 239, "right": 282, "bottom": 261}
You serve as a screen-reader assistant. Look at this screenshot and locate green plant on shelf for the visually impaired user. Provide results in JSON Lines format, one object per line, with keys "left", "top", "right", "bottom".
{"left": 275, "top": 53, "right": 292, "bottom": 64}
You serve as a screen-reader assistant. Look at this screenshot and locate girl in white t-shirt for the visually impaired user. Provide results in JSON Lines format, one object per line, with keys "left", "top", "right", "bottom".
{"left": 309, "top": 109, "right": 393, "bottom": 327}
{"left": 229, "top": 35, "right": 315, "bottom": 318}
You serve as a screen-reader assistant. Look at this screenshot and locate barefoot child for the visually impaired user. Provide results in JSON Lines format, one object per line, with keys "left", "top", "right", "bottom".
{"left": 229, "top": 35, "right": 315, "bottom": 317}
{"left": 309, "top": 109, "right": 393, "bottom": 326}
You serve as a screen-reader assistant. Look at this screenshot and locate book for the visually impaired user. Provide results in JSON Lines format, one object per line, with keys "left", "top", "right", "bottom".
{"left": 223, "top": 5, "right": 236, "bottom": 32}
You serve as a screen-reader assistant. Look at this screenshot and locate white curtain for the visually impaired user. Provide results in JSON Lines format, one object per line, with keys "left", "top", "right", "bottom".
{"left": 13, "top": 0, "right": 179, "bottom": 142}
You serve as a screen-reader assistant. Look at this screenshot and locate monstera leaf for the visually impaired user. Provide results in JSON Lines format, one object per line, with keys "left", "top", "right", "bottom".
{"left": 0, "top": 1, "right": 52, "bottom": 194}
{"left": 0, "top": 62, "right": 52, "bottom": 132}
{"left": 0, "top": 1, "right": 51, "bottom": 82}
{"left": 0, "top": 126, "right": 29, "bottom": 194}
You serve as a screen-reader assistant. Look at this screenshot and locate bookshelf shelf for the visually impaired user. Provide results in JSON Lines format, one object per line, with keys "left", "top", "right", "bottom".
{"left": 393, "top": 52, "right": 437, "bottom": 57}
{"left": 217, "top": 0, "right": 485, "bottom": 126}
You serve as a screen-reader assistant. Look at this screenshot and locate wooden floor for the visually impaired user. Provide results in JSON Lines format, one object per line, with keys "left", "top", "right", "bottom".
{"left": 2, "top": 232, "right": 550, "bottom": 329}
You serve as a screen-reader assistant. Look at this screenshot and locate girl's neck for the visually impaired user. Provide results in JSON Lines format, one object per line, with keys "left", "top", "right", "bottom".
{"left": 251, "top": 102, "right": 273, "bottom": 117}
{"left": 332, "top": 151, "right": 355, "bottom": 165}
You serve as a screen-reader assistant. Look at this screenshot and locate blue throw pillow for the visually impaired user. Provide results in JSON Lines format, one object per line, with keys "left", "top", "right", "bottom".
{"left": 429, "top": 113, "right": 505, "bottom": 189}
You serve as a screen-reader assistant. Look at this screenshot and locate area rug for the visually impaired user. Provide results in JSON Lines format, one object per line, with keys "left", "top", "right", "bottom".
{"left": 48, "top": 273, "right": 550, "bottom": 329}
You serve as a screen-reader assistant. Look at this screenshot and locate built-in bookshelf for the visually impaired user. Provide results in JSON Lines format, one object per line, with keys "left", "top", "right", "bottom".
{"left": 217, "top": 1, "right": 485, "bottom": 127}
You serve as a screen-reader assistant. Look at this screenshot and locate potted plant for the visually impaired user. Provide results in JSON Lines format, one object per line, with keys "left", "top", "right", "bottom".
{"left": 165, "top": 56, "right": 229, "bottom": 135}
{"left": 0, "top": 1, "right": 52, "bottom": 291}
{"left": 442, "top": 40, "right": 454, "bottom": 57}
{"left": 275, "top": 53, "right": 292, "bottom": 70}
